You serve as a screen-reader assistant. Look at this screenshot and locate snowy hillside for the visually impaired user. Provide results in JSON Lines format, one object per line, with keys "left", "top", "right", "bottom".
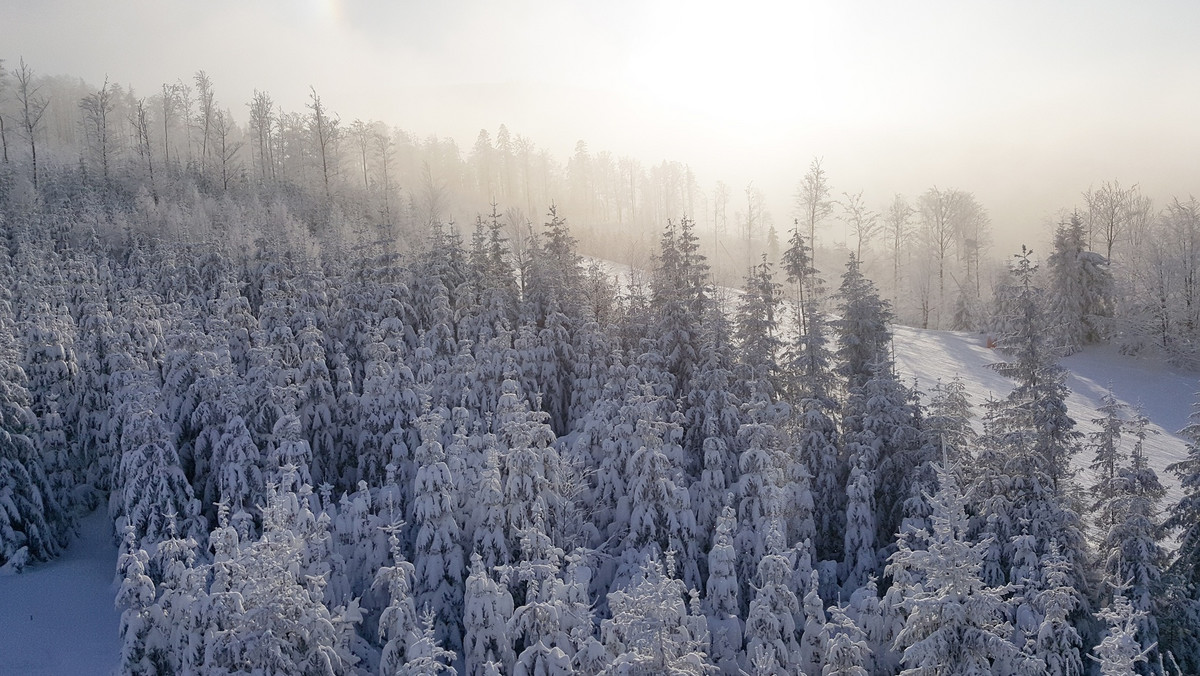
{"left": 892, "top": 325, "right": 1194, "bottom": 503}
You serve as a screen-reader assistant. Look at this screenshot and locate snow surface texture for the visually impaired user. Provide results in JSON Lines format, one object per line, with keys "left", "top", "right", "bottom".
{"left": 0, "top": 508, "right": 120, "bottom": 675}
{"left": 892, "top": 325, "right": 1192, "bottom": 503}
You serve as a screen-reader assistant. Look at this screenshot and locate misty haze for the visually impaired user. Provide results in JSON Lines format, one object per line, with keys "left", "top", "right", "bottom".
{"left": 1, "top": 2, "right": 1199, "bottom": 675}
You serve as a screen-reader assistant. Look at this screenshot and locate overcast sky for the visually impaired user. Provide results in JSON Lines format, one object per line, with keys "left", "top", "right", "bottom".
{"left": 3, "top": 0, "right": 1198, "bottom": 253}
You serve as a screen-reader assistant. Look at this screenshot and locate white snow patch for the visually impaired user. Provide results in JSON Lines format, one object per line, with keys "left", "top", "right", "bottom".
{"left": 893, "top": 325, "right": 1194, "bottom": 503}
{"left": 0, "top": 507, "right": 121, "bottom": 676}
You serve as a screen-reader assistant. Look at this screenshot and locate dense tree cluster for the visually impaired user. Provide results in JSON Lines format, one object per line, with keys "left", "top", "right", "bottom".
{"left": 1, "top": 60, "right": 1198, "bottom": 674}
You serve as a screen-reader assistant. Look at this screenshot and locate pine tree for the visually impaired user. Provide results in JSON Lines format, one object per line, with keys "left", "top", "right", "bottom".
{"left": 464, "top": 553, "right": 515, "bottom": 676}
{"left": 835, "top": 254, "right": 892, "bottom": 392}
{"left": 822, "top": 602, "right": 871, "bottom": 676}
{"left": 1091, "top": 587, "right": 1153, "bottom": 676}
{"left": 704, "top": 505, "right": 742, "bottom": 675}
{"left": 412, "top": 412, "right": 466, "bottom": 651}
{"left": 1161, "top": 395, "right": 1200, "bottom": 673}
{"left": 734, "top": 256, "right": 784, "bottom": 396}
{"left": 1046, "top": 212, "right": 1112, "bottom": 353}
{"left": 888, "top": 463, "right": 1040, "bottom": 675}
{"left": 0, "top": 359, "right": 68, "bottom": 567}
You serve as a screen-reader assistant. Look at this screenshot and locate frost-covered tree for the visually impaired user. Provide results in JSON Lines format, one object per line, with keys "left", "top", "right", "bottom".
{"left": 400, "top": 610, "right": 458, "bottom": 676}
{"left": 704, "top": 505, "right": 742, "bottom": 675}
{"left": 600, "top": 554, "right": 716, "bottom": 675}
{"left": 1091, "top": 587, "right": 1153, "bottom": 676}
{"left": 734, "top": 256, "right": 783, "bottom": 395}
{"left": 835, "top": 254, "right": 892, "bottom": 391}
{"left": 1161, "top": 394, "right": 1200, "bottom": 673}
{"left": 822, "top": 602, "right": 871, "bottom": 676}
{"left": 0, "top": 360, "right": 68, "bottom": 568}
{"left": 1030, "top": 542, "right": 1084, "bottom": 676}
{"left": 377, "top": 530, "right": 420, "bottom": 675}
{"left": 412, "top": 412, "right": 466, "bottom": 650}
{"left": 464, "top": 553, "right": 515, "bottom": 676}
{"left": 888, "top": 463, "right": 1040, "bottom": 675}
{"left": 799, "top": 569, "right": 828, "bottom": 676}
{"left": 1046, "top": 212, "right": 1112, "bottom": 352}
{"left": 743, "top": 527, "right": 802, "bottom": 673}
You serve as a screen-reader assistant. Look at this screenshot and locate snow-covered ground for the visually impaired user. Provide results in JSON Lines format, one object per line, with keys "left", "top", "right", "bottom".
{"left": 0, "top": 508, "right": 120, "bottom": 676}
{"left": 893, "top": 325, "right": 1195, "bottom": 503}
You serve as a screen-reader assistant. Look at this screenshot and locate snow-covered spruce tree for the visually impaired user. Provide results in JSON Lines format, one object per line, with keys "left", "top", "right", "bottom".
{"left": 734, "top": 392, "right": 787, "bottom": 606}
{"left": 203, "top": 478, "right": 361, "bottom": 675}
{"left": 117, "top": 407, "right": 204, "bottom": 547}
{"left": 268, "top": 407, "right": 314, "bottom": 489}
{"left": 743, "top": 520, "right": 803, "bottom": 673}
{"left": 1046, "top": 212, "right": 1112, "bottom": 353}
{"left": 1099, "top": 407, "right": 1166, "bottom": 673}
{"left": 1030, "top": 541, "right": 1085, "bottom": 676}
{"left": 623, "top": 417, "right": 702, "bottom": 590}
{"left": 683, "top": 303, "right": 740, "bottom": 492}
{"left": 1088, "top": 390, "right": 1129, "bottom": 534}
{"left": 652, "top": 217, "right": 711, "bottom": 400}
{"left": 296, "top": 317, "right": 337, "bottom": 486}
{"left": 835, "top": 253, "right": 892, "bottom": 392}
{"left": 704, "top": 505, "right": 742, "bottom": 675}
{"left": 0, "top": 358, "right": 69, "bottom": 569}
{"left": 204, "top": 412, "right": 262, "bottom": 516}
{"left": 799, "top": 569, "right": 828, "bottom": 676}
{"left": 377, "top": 530, "right": 421, "bottom": 675}
{"left": 115, "top": 524, "right": 167, "bottom": 675}
{"left": 1161, "top": 394, "right": 1200, "bottom": 673}
{"left": 1091, "top": 586, "right": 1154, "bottom": 676}
{"left": 412, "top": 412, "right": 466, "bottom": 651}
{"left": 974, "top": 246, "right": 1091, "bottom": 599}
{"left": 600, "top": 553, "right": 716, "bottom": 675}
{"left": 464, "top": 553, "right": 515, "bottom": 676}
{"left": 734, "top": 255, "right": 784, "bottom": 398}
{"left": 923, "top": 376, "right": 976, "bottom": 468}
{"left": 21, "top": 318, "right": 82, "bottom": 512}
{"left": 888, "top": 463, "right": 1041, "bottom": 675}
{"left": 782, "top": 219, "right": 821, "bottom": 349}
{"left": 821, "top": 602, "right": 871, "bottom": 676}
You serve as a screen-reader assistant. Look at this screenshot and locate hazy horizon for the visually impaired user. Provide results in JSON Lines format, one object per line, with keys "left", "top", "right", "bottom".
{"left": 4, "top": 0, "right": 1198, "bottom": 256}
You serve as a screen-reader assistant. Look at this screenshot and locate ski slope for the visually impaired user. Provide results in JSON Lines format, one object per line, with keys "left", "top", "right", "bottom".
{"left": 0, "top": 508, "right": 121, "bottom": 676}
{"left": 893, "top": 324, "right": 1195, "bottom": 503}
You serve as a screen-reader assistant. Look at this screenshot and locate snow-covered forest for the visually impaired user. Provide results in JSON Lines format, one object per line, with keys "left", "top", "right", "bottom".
{"left": 2, "top": 58, "right": 1200, "bottom": 676}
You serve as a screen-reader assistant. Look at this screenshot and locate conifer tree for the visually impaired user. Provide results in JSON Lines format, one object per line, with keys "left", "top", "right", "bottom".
{"left": 0, "top": 359, "right": 68, "bottom": 567}
{"left": 888, "top": 463, "right": 1040, "bottom": 675}
{"left": 412, "top": 412, "right": 466, "bottom": 651}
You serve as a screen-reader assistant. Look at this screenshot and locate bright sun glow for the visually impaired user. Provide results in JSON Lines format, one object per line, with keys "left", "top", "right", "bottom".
{"left": 625, "top": 2, "right": 857, "bottom": 130}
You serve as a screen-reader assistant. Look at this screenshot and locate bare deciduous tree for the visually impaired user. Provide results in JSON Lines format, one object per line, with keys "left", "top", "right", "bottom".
{"left": 794, "top": 157, "right": 833, "bottom": 252}
{"left": 79, "top": 77, "right": 115, "bottom": 183}
{"left": 884, "top": 194, "right": 914, "bottom": 302}
{"left": 214, "top": 109, "right": 242, "bottom": 191}
{"left": 248, "top": 90, "right": 275, "bottom": 182}
{"left": 130, "top": 97, "right": 156, "bottom": 200}
{"left": 307, "top": 86, "right": 338, "bottom": 203}
{"left": 194, "top": 70, "right": 215, "bottom": 175}
{"left": 0, "top": 59, "right": 9, "bottom": 164}
{"left": 837, "top": 190, "right": 878, "bottom": 260}
{"left": 918, "top": 187, "right": 988, "bottom": 328}
{"left": 1085, "top": 180, "right": 1151, "bottom": 262}
{"left": 13, "top": 58, "right": 49, "bottom": 189}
